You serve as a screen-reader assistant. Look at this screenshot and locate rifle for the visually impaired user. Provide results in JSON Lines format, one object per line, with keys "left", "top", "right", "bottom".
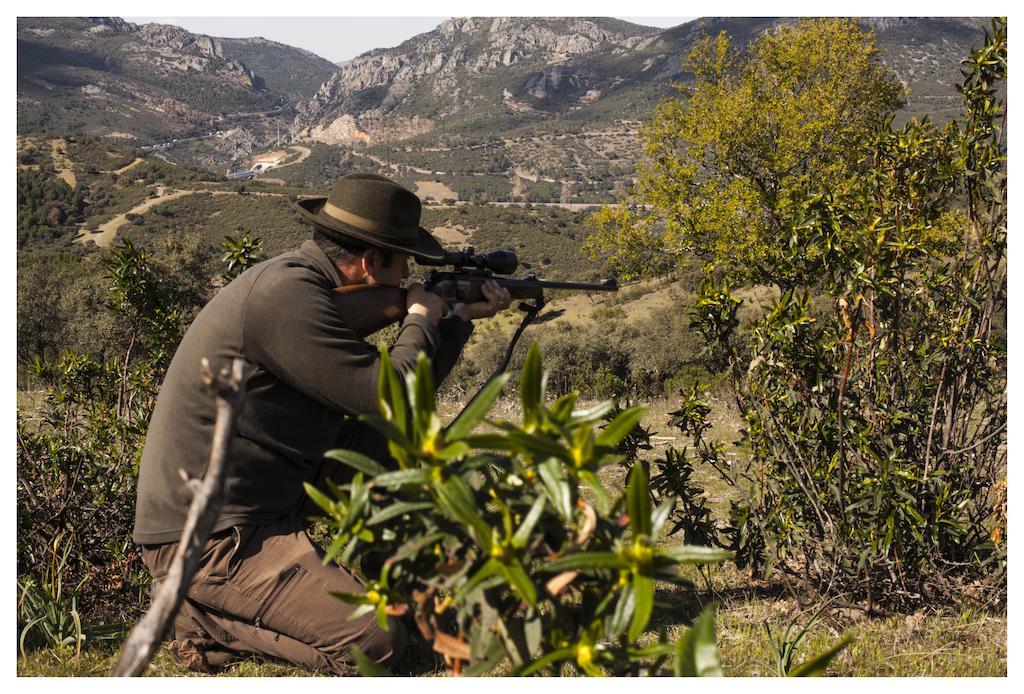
{"left": 333, "top": 247, "right": 618, "bottom": 373}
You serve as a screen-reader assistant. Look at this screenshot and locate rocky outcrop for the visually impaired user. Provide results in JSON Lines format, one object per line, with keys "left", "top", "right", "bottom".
{"left": 120, "top": 23, "right": 256, "bottom": 86}
{"left": 293, "top": 17, "right": 653, "bottom": 145}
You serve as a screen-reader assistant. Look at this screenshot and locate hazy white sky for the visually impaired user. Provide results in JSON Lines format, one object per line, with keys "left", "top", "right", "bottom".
{"left": 124, "top": 17, "right": 696, "bottom": 64}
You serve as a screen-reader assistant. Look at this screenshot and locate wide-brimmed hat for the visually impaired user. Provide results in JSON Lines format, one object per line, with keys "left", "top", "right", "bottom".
{"left": 295, "top": 173, "right": 445, "bottom": 261}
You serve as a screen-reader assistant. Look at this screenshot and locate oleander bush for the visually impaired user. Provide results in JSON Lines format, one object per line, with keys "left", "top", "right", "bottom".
{"left": 313, "top": 343, "right": 850, "bottom": 675}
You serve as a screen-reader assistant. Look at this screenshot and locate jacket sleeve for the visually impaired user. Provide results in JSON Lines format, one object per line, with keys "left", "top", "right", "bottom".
{"left": 242, "top": 262, "right": 442, "bottom": 417}
{"left": 432, "top": 314, "right": 475, "bottom": 386}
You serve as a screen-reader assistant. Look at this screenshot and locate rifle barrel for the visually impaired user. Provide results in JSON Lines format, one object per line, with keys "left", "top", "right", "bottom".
{"left": 495, "top": 277, "right": 618, "bottom": 292}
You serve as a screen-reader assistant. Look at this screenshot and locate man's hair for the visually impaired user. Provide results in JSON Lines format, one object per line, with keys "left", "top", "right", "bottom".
{"left": 313, "top": 227, "right": 392, "bottom": 266}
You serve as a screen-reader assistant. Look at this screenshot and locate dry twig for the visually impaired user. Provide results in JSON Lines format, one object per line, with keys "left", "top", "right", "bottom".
{"left": 111, "top": 358, "right": 248, "bottom": 677}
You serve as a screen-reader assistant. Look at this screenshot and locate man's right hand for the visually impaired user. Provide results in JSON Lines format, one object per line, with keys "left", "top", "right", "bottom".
{"left": 406, "top": 283, "right": 447, "bottom": 325}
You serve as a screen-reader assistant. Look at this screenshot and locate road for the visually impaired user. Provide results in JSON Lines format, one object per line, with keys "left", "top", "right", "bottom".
{"left": 74, "top": 186, "right": 287, "bottom": 248}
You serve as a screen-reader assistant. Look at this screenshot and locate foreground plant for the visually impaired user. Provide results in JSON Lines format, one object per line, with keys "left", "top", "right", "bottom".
{"left": 309, "top": 342, "right": 737, "bottom": 676}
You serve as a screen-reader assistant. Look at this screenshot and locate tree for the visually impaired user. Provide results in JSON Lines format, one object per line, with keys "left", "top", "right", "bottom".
{"left": 645, "top": 19, "right": 1007, "bottom": 610}
{"left": 585, "top": 19, "right": 905, "bottom": 283}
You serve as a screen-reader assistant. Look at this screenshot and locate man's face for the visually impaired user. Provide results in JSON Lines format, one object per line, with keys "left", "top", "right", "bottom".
{"left": 364, "top": 250, "right": 410, "bottom": 288}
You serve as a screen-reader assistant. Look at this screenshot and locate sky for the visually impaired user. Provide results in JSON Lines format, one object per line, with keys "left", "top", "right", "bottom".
{"left": 124, "top": 16, "right": 696, "bottom": 64}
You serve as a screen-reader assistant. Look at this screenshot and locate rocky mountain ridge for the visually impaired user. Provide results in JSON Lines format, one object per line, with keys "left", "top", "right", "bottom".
{"left": 17, "top": 17, "right": 333, "bottom": 139}
{"left": 291, "top": 16, "right": 990, "bottom": 146}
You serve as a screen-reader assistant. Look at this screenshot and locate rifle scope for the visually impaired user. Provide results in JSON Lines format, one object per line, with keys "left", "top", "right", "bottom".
{"left": 417, "top": 247, "right": 518, "bottom": 275}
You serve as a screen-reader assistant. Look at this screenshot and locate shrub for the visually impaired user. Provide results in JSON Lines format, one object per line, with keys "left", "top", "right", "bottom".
{"left": 311, "top": 343, "right": 736, "bottom": 675}
{"left": 664, "top": 21, "right": 1008, "bottom": 610}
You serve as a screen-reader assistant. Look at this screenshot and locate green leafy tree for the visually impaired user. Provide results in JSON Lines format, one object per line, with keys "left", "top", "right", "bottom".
{"left": 648, "top": 19, "right": 1007, "bottom": 609}
{"left": 585, "top": 19, "right": 904, "bottom": 283}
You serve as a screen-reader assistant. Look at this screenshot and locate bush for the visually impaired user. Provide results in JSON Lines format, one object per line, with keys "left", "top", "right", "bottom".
{"left": 665, "top": 21, "right": 1008, "bottom": 610}
{"left": 312, "top": 343, "right": 736, "bottom": 675}
{"left": 17, "top": 237, "right": 218, "bottom": 634}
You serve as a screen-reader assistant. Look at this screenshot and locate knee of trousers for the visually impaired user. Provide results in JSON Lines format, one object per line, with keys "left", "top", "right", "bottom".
{"left": 339, "top": 616, "right": 407, "bottom": 670}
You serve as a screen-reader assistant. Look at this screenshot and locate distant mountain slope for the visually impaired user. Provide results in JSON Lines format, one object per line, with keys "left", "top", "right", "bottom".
{"left": 218, "top": 37, "right": 339, "bottom": 101}
{"left": 17, "top": 17, "right": 325, "bottom": 140}
{"left": 291, "top": 16, "right": 990, "bottom": 145}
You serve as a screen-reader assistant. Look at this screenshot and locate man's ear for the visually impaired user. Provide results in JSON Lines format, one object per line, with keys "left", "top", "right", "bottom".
{"left": 359, "top": 248, "right": 377, "bottom": 274}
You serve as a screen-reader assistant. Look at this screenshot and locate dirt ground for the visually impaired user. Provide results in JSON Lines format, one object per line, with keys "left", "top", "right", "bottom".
{"left": 415, "top": 180, "right": 459, "bottom": 202}
{"left": 430, "top": 223, "right": 474, "bottom": 246}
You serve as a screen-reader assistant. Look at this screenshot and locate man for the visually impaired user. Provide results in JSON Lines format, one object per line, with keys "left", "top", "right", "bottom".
{"left": 132, "top": 173, "right": 511, "bottom": 674}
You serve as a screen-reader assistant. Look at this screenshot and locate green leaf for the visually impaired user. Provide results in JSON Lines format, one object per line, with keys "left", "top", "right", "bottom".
{"left": 464, "top": 636, "right": 507, "bottom": 676}
{"left": 303, "top": 482, "right": 335, "bottom": 516}
{"left": 511, "top": 495, "right": 546, "bottom": 548}
{"left": 433, "top": 440, "right": 470, "bottom": 461}
{"left": 500, "top": 559, "right": 538, "bottom": 607}
{"left": 607, "top": 582, "right": 635, "bottom": 640}
{"left": 376, "top": 346, "right": 408, "bottom": 437}
{"left": 628, "top": 573, "right": 654, "bottom": 642}
{"left": 595, "top": 405, "right": 647, "bottom": 448}
{"left": 516, "top": 646, "right": 577, "bottom": 676}
{"left": 627, "top": 465, "right": 652, "bottom": 537}
{"left": 340, "top": 536, "right": 360, "bottom": 566}
{"left": 322, "top": 534, "right": 348, "bottom": 565}
{"left": 537, "top": 459, "right": 573, "bottom": 520}
{"left": 674, "top": 604, "right": 722, "bottom": 677}
{"left": 446, "top": 373, "right": 510, "bottom": 440}
{"left": 549, "top": 392, "right": 578, "bottom": 421}
{"left": 360, "top": 416, "right": 416, "bottom": 454}
{"left": 521, "top": 342, "right": 544, "bottom": 426}
{"left": 436, "top": 477, "right": 491, "bottom": 549}
{"left": 788, "top": 636, "right": 852, "bottom": 676}
{"left": 349, "top": 644, "right": 392, "bottom": 676}
{"left": 368, "top": 501, "right": 434, "bottom": 525}
{"left": 577, "top": 469, "right": 612, "bottom": 514}
{"left": 374, "top": 468, "right": 430, "bottom": 487}
{"left": 507, "top": 431, "right": 572, "bottom": 462}
{"left": 461, "top": 434, "right": 518, "bottom": 451}
{"left": 323, "top": 449, "right": 387, "bottom": 476}
{"left": 394, "top": 531, "right": 446, "bottom": 562}
{"left": 658, "top": 545, "right": 733, "bottom": 565}
{"left": 410, "top": 352, "right": 436, "bottom": 435}
{"left": 330, "top": 591, "right": 370, "bottom": 605}
{"left": 375, "top": 602, "right": 389, "bottom": 631}
{"left": 545, "top": 551, "right": 629, "bottom": 572}
{"left": 651, "top": 497, "right": 675, "bottom": 538}
{"left": 453, "top": 558, "right": 503, "bottom": 603}
{"left": 570, "top": 400, "right": 615, "bottom": 425}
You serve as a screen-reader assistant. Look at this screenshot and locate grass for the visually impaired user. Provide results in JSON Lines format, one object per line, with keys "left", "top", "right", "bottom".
{"left": 19, "top": 571, "right": 1006, "bottom": 676}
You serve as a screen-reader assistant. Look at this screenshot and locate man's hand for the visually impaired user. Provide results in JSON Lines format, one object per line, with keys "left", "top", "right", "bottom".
{"left": 453, "top": 280, "right": 512, "bottom": 322}
{"left": 407, "top": 283, "right": 447, "bottom": 325}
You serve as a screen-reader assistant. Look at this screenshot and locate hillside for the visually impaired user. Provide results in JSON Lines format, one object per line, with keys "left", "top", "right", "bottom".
{"left": 284, "top": 17, "right": 989, "bottom": 202}
{"left": 16, "top": 17, "right": 325, "bottom": 141}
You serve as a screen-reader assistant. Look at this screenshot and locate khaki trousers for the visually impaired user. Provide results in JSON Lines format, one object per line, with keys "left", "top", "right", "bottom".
{"left": 140, "top": 422, "right": 405, "bottom": 674}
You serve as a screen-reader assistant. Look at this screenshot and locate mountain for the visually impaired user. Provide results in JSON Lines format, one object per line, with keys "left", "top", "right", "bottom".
{"left": 17, "top": 17, "right": 333, "bottom": 140}
{"left": 16, "top": 16, "right": 994, "bottom": 202}
{"left": 290, "top": 16, "right": 990, "bottom": 145}
{"left": 217, "top": 37, "right": 338, "bottom": 101}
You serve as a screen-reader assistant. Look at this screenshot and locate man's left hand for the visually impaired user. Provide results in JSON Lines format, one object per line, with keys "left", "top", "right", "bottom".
{"left": 452, "top": 280, "right": 512, "bottom": 321}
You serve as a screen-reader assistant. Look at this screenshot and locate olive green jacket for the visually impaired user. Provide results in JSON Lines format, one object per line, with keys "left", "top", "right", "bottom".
{"left": 132, "top": 240, "right": 473, "bottom": 545}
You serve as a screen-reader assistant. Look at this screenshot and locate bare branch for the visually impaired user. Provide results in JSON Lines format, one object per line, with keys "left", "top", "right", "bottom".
{"left": 112, "top": 358, "right": 249, "bottom": 677}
